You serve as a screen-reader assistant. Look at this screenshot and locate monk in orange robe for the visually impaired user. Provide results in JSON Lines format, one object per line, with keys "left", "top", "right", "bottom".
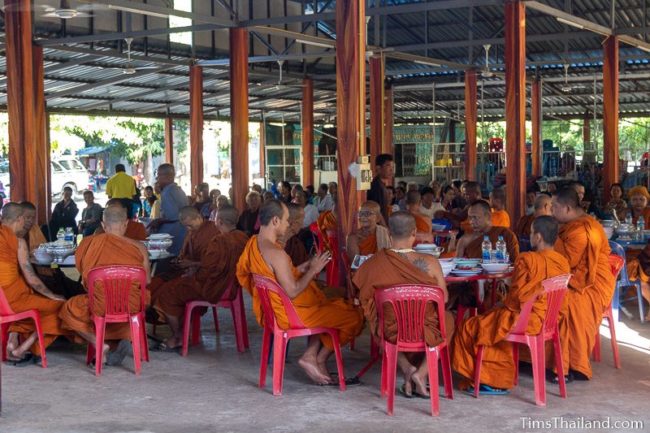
{"left": 154, "top": 205, "right": 248, "bottom": 350}
{"left": 435, "top": 181, "right": 482, "bottom": 233}
{"left": 515, "top": 194, "right": 552, "bottom": 239}
{"left": 237, "top": 199, "right": 363, "bottom": 385}
{"left": 353, "top": 211, "right": 451, "bottom": 397}
{"left": 59, "top": 205, "right": 151, "bottom": 365}
{"left": 490, "top": 187, "right": 511, "bottom": 228}
{"left": 405, "top": 190, "right": 433, "bottom": 243}
{"left": 94, "top": 199, "right": 147, "bottom": 241}
{"left": 281, "top": 203, "right": 311, "bottom": 266}
{"left": 622, "top": 185, "right": 650, "bottom": 228}
{"left": 316, "top": 208, "right": 337, "bottom": 253}
{"left": 552, "top": 187, "right": 615, "bottom": 379}
{"left": 0, "top": 203, "right": 68, "bottom": 363}
{"left": 347, "top": 201, "right": 392, "bottom": 257}
{"left": 452, "top": 216, "right": 571, "bottom": 392}
{"left": 627, "top": 240, "right": 650, "bottom": 321}
{"left": 453, "top": 200, "right": 519, "bottom": 261}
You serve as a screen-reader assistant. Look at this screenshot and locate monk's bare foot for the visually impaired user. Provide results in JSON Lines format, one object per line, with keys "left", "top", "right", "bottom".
{"left": 298, "top": 355, "right": 332, "bottom": 385}
{"left": 5, "top": 333, "right": 19, "bottom": 358}
{"left": 412, "top": 372, "right": 430, "bottom": 397}
{"left": 102, "top": 344, "right": 110, "bottom": 364}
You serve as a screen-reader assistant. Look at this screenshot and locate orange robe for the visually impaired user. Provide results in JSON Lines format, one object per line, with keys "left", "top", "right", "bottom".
{"left": 515, "top": 214, "right": 535, "bottom": 239}
{"left": 156, "top": 230, "right": 249, "bottom": 317}
{"left": 95, "top": 220, "right": 147, "bottom": 241}
{"left": 413, "top": 213, "right": 432, "bottom": 233}
{"left": 451, "top": 250, "right": 570, "bottom": 389}
{"left": 236, "top": 236, "right": 363, "bottom": 349}
{"left": 352, "top": 249, "right": 444, "bottom": 347}
{"left": 316, "top": 210, "right": 337, "bottom": 252}
{"left": 0, "top": 225, "right": 67, "bottom": 355}
{"left": 491, "top": 209, "right": 511, "bottom": 228}
{"left": 628, "top": 241, "right": 650, "bottom": 283}
{"left": 284, "top": 234, "right": 310, "bottom": 267}
{"left": 59, "top": 233, "right": 148, "bottom": 341}
{"left": 554, "top": 215, "right": 615, "bottom": 378}
{"left": 358, "top": 233, "right": 378, "bottom": 255}
{"left": 462, "top": 227, "right": 520, "bottom": 262}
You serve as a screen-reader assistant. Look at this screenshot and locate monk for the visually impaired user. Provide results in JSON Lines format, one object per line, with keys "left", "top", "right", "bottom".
{"left": 94, "top": 198, "right": 147, "bottom": 241}
{"left": 434, "top": 181, "right": 482, "bottom": 232}
{"left": 236, "top": 199, "right": 363, "bottom": 385}
{"left": 346, "top": 201, "right": 392, "bottom": 258}
{"left": 552, "top": 187, "right": 615, "bottom": 380}
{"left": 59, "top": 205, "right": 151, "bottom": 366}
{"left": 515, "top": 194, "right": 552, "bottom": 239}
{"left": 489, "top": 187, "right": 511, "bottom": 228}
{"left": 451, "top": 216, "right": 571, "bottom": 393}
{"left": 18, "top": 202, "right": 84, "bottom": 300}
{"left": 627, "top": 240, "right": 650, "bottom": 321}
{"left": 154, "top": 205, "right": 248, "bottom": 351}
{"left": 353, "top": 211, "right": 451, "bottom": 397}
{"left": 316, "top": 207, "right": 337, "bottom": 253}
{"left": 622, "top": 185, "right": 650, "bottom": 227}
{"left": 282, "top": 203, "right": 311, "bottom": 266}
{"left": 405, "top": 190, "right": 434, "bottom": 243}
{"left": 0, "top": 203, "right": 67, "bottom": 364}
{"left": 453, "top": 200, "right": 519, "bottom": 261}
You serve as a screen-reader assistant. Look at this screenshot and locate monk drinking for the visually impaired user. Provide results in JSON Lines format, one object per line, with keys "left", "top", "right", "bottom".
{"left": 237, "top": 200, "right": 363, "bottom": 385}
{"left": 489, "top": 187, "right": 511, "bottom": 228}
{"left": 59, "top": 205, "right": 151, "bottom": 366}
{"left": 154, "top": 205, "right": 248, "bottom": 351}
{"left": 353, "top": 211, "right": 451, "bottom": 398}
{"left": 515, "top": 194, "right": 552, "bottom": 239}
{"left": 552, "top": 187, "right": 615, "bottom": 380}
{"left": 451, "top": 216, "right": 570, "bottom": 394}
{"left": 0, "top": 203, "right": 67, "bottom": 365}
{"left": 346, "top": 201, "right": 392, "bottom": 258}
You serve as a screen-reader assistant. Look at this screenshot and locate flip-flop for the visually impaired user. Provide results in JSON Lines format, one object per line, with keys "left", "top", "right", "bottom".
{"left": 152, "top": 341, "right": 181, "bottom": 353}
{"left": 546, "top": 370, "right": 574, "bottom": 384}
{"left": 107, "top": 340, "right": 132, "bottom": 366}
{"left": 398, "top": 384, "right": 414, "bottom": 399}
{"left": 7, "top": 353, "right": 34, "bottom": 367}
{"left": 411, "top": 388, "right": 430, "bottom": 399}
{"left": 465, "top": 384, "right": 510, "bottom": 396}
{"left": 328, "top": 373, "right": 362, "bottom": 386}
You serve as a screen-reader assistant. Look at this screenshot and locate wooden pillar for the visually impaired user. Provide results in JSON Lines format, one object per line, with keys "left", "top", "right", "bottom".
{"left": 336, "top": 0, "right": 365, "bottom": 285}
{"left": 464, "top": 69, "right": 478, "bottom": 181}
{"left": 583, "top": 111, "right": 591, "bottom": 145}
{"left": 164, "top": 117, "right": 174, "bottom": 165}
{"left": 370, "top": 55, "right": 385, "bottom": 166}
{"left": 301, "top": 78, "right": 314, "bottom": 186}
{"left": 603, "top": 36, "right": 619, "bottom": 202}
{"left": 383, "top": 85, "right": 394, "bottom": 155}
{"left": 230, "top": 28, "right": 249, "bottom": 212}
{"left": 504, "top": 0, "right": 527, "bottom": 228}
{"left": 531, "top": 78, "right": 542, "bottom": 177}
{"left": 189, "top": 65, "right": 204, "bottom": 188}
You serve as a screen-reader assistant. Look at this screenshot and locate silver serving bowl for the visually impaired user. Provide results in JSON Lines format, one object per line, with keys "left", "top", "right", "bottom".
{"left": 145, "top": 238, "right": 173, "bottom": 251}
{"left": 45, "top": 242, "right": 76, "bottom": 264}
{"left": 616, "top": 224, "right": 634, "bottom": 235}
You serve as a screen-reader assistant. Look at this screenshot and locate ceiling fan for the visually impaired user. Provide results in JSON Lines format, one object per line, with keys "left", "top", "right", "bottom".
{"left": 3, "top": 1, "right": 109, "bottom": 19}
{"left": 252, "top": 61, "right": 307, "bottom": 91}
{"left": 112, "top": 38, "right": 160, "bottom": 75}
{"left": 560, "top": 63, "right": 586, "bottom": 93}
{"left": 481, "top": 44, "right": 495, "bottom": 78}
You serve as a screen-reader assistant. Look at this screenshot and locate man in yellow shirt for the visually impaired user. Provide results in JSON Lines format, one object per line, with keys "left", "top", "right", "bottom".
{"left": 105, "top": 164, "right": 136, "bottom": 200}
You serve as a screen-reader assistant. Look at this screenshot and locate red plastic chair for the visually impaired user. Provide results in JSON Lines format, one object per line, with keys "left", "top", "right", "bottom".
{"left": 473, "top": 273, "right": 572, "bottom": 406}
{"left": 0, "top": 286, "right": 48, "bottom": 368}
{"left": 84, "top": 266, "right": 149, "bottom": 376}
{"left": 252, "top": 274, "right": 347, "bottom": 396}
{"left": 375, "top": 284, "right": 453, "bottom": 416}
{"left": 181, "top": 279, "right": 250, "bottom": 356}
{"left": 593, "top": 255, "right": 623, "bottom": 369}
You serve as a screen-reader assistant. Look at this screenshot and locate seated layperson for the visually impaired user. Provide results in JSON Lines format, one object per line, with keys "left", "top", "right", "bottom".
{"left": 353, "top": 211, "right": 451, "bottom": 398}
{"left": 237, "top": 200, "right": 363, "bottom": 385}
{"left": 451, "top": 216, "right": 570, "bottom": 394}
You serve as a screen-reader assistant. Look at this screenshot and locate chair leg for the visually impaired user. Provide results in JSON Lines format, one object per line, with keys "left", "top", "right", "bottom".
{"left": 140, "top": 314, "right": 150, "bottom": 362}
{"left": 592, "top": 326, "right": 602, "bottom": 362}
{"left": 231, "top": 300, "right": 249, "bottom": 352}
{"left": 606, "top": 314, "right": 621, "bottom": 369}
{"left": 512, "top": 343, "right": 520, "bottom": 386}
{"left": 181, "top": 304, "right": 194, "bottom": 357}
{"left": 94, "top": 318, "right": 106, "bottom": 376}
{"left": 380, "top": 344, "right": 387, "bottom": 398}
{"left": 440, "top": 345, "right": 454, "bottom": 399}
{"left": 384, "top": 345, "right": 398, "bottom": 416}
{"left": 259, "top": 328, "right": 272, "bottom": 389}
{"left": 1, "top": 323, "right": 9, "bottom": 362}
{"left": 212, "top": 306, "right": 219, "bottom": 334}
{"left": 130, "top": 316, "right": 142, "bottom": 375}
{"left": 425, "top": 347, "right": 440, "bottom": 416}
{"left": 329, "top": 332, "right": 346, "bottom": 392}
{"left": 191, "top": 309, "right": 202, "bottom": 346}
{"left": 530, "top": 337, "right": 546, "bottom": 407}
{"left": 31, "top": 314, "right": 48, "bottom": 368}
{"left": 272, "top": 331, "right": 288, "bottom": 396}
{"left": 473, "top": 345, "right": 484, "bottom": 399}
{"left": 552, "top": 332, "right": 567, "bottom": 399}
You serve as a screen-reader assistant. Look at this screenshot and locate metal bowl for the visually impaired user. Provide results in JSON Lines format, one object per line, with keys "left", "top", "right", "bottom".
{"left": 146, "top": 238, "right": 173, "bottom": 251}
{"left": 45, "top": 241, "right": 76, "bottom": 264}
{"left": 616, "top": 224, "right": 634, "bottom": 235}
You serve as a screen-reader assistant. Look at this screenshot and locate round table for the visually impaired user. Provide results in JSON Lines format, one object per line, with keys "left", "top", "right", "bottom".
{"left": 445, "top": 270, "right": 514, "bottom": 325}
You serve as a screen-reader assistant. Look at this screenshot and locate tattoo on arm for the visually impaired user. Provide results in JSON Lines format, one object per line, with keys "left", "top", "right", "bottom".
{"left": 412, "top": 258, "right": 430, "bottom": 274}
{"left": 18, "top": 240, "right": 51, "bottom": 294}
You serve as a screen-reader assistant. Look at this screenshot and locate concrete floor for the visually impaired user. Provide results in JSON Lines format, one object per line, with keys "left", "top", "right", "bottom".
{"left": 2, "top": 297, "right": 649, "bottom": 433}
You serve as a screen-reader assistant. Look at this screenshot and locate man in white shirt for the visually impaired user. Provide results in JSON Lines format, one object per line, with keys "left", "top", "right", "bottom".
{"left": 315, "top": 183, "right": 334, "bottom": 212}
{"left": 295, "top": 190, "right": 319, "bottom": 227}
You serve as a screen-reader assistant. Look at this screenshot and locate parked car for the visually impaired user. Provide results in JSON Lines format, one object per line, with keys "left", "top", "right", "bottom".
{"left": 51, "top": 156, "right": 93, "bottom": 199}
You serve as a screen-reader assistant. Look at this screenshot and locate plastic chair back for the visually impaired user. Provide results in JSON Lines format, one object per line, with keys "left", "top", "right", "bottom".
{"left": 0, "top": 285, "right": 16, "bottom": 316}
{"left": 375, "top": 284, "right": 447, "bottom": 346}
{"left": 609, "top": 254, "right": 625, "bottom": 279}
{"left": 87, "top": 266, "right": 147, "bottom": 319}
{"left": 608, "top": 241, "right": 632, "bottom": 286}
{"left": 252, "top": 274, "right": 307, "bottom": 330}
{"left": 510, "top": 274, "right": 572, "bottom": 336}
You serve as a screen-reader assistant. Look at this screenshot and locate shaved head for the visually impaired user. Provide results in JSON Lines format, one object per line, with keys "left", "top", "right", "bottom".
{"left": 215, "top": 204, "right": 239, "bottom": 227}
{"left": 287, "top": 202, "right": 304, "bottom": 221}
{"left": 179, "top": 206, "right": 202, "bottom": 222}
{"left": 469, "top": 199, "right": 492, "bottom": 216}
{"left": 554, "top": 187, "right": 580, "bottom": 209}
{"left": 20, "top": 201, "right": 36, "bottom": 211}
{"left": 531, "top": 215, "right": 559, "bottom": 246}
{"left": 389, "top": 211, "right": 416, "bottom": 239}
{"left": 1, "top": 202, "right": 24, "bottom": 222}
{"left": 103, "top": 205, "right": 127, "bottom": 226}
{"left": 406, "top": 190, "right": 421, "bottom": 206}
{"left": 534, "top": 193, "right": 552, "bottom": 211}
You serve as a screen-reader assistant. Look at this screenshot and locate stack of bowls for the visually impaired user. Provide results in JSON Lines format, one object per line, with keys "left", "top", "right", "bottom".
{"left": 438, "top": 258, "right": 455, "bottom": 277}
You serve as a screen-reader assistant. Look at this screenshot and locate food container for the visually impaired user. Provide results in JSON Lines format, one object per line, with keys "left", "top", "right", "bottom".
{"left": 480, "top": 262, "right": 510, "bottom": 273}
{"left": 45, "top": 241, "right": 76, "bottom": 264}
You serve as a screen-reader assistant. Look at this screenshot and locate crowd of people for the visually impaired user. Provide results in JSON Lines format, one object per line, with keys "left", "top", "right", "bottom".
{"left": 0, "top": 154, "right": 649, "bottom": 406}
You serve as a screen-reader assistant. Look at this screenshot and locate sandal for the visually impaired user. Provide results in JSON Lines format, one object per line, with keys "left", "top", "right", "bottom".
{"left": 152, "top": 341, "right": 181, "bottom": 353}
{"left": 398, "top": 384, "right": 414, "bottom": 399}
{"left": 7, "top": 353, "right": 34, "bottom": 367}
{"left": 465, "top": 384, "right": 510, "bottom": 396}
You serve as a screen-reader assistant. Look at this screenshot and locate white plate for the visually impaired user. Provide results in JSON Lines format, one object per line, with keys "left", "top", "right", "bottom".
{"left": 451, "top": 269, "right": 482, "bottom": 276}
{"left": 414, "top": 243, "right": 437, "bottom": 251}
{"left": 148, "top": 233, "right": 172, "bottom": 240}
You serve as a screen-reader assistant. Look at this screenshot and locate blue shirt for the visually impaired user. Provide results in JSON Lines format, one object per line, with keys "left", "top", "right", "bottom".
{"left": 159, "top": 183, "right": 189, "bottom": 255}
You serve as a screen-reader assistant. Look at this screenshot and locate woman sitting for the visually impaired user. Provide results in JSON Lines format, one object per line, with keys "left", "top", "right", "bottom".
{"left": 604, "top": 183, "right": 627, "bottom": 221}
{"left": 347, "top": 201, "right": 392, "bottom": 257}
{"left": 622, "top": 185, "right": 650, "bottom": 227}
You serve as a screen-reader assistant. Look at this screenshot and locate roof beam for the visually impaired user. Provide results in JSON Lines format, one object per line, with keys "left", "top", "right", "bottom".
{"left": 198, "top": 50, "right": 336, "bottom": 66}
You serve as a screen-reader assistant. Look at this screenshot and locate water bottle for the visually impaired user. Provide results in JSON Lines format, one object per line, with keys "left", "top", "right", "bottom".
{"left": 56, "top": 228, "right": 65, "bottom": 242}
{"left": 625, "top": 214, "right": 633, "bottom": 226}
{"left": 64, "top": 227, "right": 74, "bottom": 243}
{"left": 481, "top": 236, "right": 492, "bottom": 262}
{"left": 637, "top": 218, "right": 645, "bottom": 241}
{"left": 495, "top": 235, "right": 507, "bottom": 263}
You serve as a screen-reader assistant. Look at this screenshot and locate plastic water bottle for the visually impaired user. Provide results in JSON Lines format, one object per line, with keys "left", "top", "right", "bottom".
{"left": 495, "top": 235, "right": 507, "bottom": 263}
{"left": 64, "top": 227, "right": 74, "bottom": 243}
{"left": 56, "top": 228, "right": 65, "bottom": 242}
{"left": 626, "top": 214, "right": 633, "bottom": 226}
{"left": 481, "top": 236, "right": 492, "bottom": 262}
{"left": 637, "top": 218, "right": 645, "bottom": 241}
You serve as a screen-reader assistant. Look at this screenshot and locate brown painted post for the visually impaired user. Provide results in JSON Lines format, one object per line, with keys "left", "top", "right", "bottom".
{"left": 32, "top": 45, "right": 49, "bottom": 224}
{"left": 336, "top": 0, "right": 366, "bottom": 285}
{"left": 164, "top": 117, "right": 174, "bottom": 165}
{"left": 464, "top": 69, "right": 478, "bottom": 181}
{"left": 230, "top": 28, "right": 249, "bottom": 212}
{"left": 383, "top": 85, "right": 394, "bottom": 155}
{"left": 301, "top": 78, "right": 314, "bottom": 187}
{"left": 603, "top": 36, "right": 619, "bottom": 203}
{"left": 504, "top": 0, "right": 527, "bottom": 228}
{"left": 259, "top": 121, "right": 266, "bottom": 182}
{"left": 189, "top": 65, "right": 204, "bottom": 188}
{"left": 370, "top": 55, "right": 385, "bottom": 166}
{"left": 531, "top": 78, "right": 542, "bottom": 177}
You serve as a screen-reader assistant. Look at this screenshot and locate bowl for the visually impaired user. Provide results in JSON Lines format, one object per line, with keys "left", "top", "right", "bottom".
{"left": 600, "top": 220, "right": 617, "bottom": 228}
{"left": 431, "top": 223, "right": 447, "bottom": 232}
{"left": 146, "top": 238, "right": 173, "bottom": 251}
{"left": 33, "top": 247, "right": 52, "bottom": 264}
{"left": 414, "top": 243, "right": 437, "bottom": 251}
{"left": 616, "top": 224, "right": 634, "bottom": 235}
{"left": 481, "top": 262, "right": 510, "bottom": 273}
{"left": 148, "top": 233, "right": 172, "bottom": 240}
{"left": 45, "top": 241, "right": 76, "bottom": 264}
{"left": 149, "top": 250, "right": 165, "bottom": 260}
{"left": 455, "top": 258, "right": 481, "bottom": 267}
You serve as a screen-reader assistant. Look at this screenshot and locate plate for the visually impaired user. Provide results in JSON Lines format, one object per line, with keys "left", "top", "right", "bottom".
{"left": 414, "top": 243, "right": 437, "bottom": 251}
{"left": 451, "top": 268, "right": 482, "bottom": 276}
{"left": 148, "top": 233, "right": 172, "bottom": 240}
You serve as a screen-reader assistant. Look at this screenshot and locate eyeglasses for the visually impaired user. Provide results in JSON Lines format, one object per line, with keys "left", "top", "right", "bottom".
{"left": 358, "top": 211, "right": 374, "bottom": 218}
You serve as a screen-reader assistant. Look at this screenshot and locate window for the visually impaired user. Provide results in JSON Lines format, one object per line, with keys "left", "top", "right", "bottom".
{"left": 51, "top": 161, "right": 63, "bottom": 173}
{"left": 170, "top": 0, "right": 193, "bottom": 46}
